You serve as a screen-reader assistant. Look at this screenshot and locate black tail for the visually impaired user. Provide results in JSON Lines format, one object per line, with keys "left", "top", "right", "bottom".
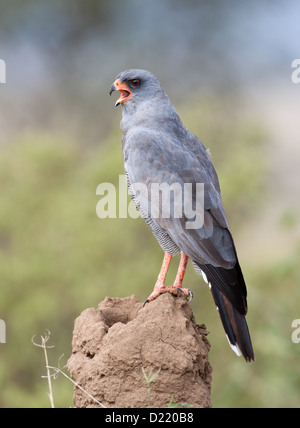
{"left": 196, "top": 262, "right": 254, "bottom": 362}
{"left": 209, "top": 283, "right": 254, "bottom": 362}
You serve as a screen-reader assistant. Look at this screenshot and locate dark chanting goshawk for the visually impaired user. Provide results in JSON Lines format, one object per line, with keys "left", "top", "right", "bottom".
{"left": 110, "top": 69, "right": 254, "bottom": 362}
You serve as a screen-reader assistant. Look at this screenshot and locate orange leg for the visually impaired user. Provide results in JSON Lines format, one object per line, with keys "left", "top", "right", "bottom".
{"left": 143, "top": 252, "right": 192, "bottom": 305}
{"left": 173, "top": 252, "right": 189, "bottom": 288}
{"left": 156, "top": 252, "right": 172, "bottom": 287}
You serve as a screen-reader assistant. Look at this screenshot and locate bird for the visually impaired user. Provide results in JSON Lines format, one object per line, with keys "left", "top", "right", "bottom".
{"left": 109, "top": 69, "right": 254, "bottom": 362}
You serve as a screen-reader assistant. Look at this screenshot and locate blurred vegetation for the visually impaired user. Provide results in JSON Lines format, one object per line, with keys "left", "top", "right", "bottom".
{"left": 0, "top": 94, "right": 299, "bottom": 408}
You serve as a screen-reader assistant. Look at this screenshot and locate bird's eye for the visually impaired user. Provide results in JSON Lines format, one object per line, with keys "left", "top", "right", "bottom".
{"left": 130, "top": 79, "right": 140, "bottom": 87}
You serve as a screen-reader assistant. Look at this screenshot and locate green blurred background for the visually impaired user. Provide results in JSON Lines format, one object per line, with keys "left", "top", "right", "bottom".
{"left": 0, "top": 0, "right": 300, "bottom": 408}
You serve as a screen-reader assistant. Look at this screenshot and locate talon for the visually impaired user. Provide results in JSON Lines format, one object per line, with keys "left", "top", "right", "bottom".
{"left": 176, "top": 287, "right": 184, "bottom": 295}
{"left": 143, "top": 299, "right": 149, "bottom": 307}
{"left": 188, "top": 289, "right": 194, "bottom": 302}
{"left": 176, "top": 287, "right": 193, "bottom": 302}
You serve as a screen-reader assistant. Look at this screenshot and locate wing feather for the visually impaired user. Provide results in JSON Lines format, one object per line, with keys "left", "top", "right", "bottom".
{"left": 124, "top": 129, "right": 247, "bottom": 314}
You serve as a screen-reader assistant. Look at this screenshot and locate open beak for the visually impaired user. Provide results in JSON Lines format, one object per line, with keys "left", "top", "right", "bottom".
{"left": 109, "top": 78, "right": 132, "bottom": 107}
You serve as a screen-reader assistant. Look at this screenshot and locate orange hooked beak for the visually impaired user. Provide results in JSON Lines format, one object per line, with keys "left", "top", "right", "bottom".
{"left": 109, "top": 78, "right": 132, "bottom": 106}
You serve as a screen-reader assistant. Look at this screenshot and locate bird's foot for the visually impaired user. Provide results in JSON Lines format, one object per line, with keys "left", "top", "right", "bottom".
{"left": 143, "top": 284, "right": 193, "bottom": 307}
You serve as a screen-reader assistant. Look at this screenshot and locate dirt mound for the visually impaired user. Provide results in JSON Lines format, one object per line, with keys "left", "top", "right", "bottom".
{"left": 67, "top": 293, "right": 212, "bottom": 408}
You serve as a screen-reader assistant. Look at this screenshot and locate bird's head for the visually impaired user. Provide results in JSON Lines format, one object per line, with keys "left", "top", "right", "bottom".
{"left": 109, "top": 69, "right": 166, "bottom": 108}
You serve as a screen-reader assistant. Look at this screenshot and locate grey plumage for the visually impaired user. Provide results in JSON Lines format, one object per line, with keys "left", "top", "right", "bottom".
{"left": 125, "top": 169, "right": 180, "bottom": 256}
{"left": 110, "top": 69, "right": 254, "bottom": 362}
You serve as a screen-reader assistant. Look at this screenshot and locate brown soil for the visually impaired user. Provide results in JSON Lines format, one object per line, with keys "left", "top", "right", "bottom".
{"left": 67, "top": 293, "right": 212, "bottom": 408}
